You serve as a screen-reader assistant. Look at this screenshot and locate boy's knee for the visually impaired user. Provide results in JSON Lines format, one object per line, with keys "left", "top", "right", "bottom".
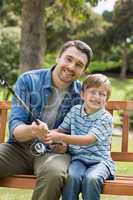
{"left": 68, "top": 170, "right": 81, "bottom": 183}
{"left": 83, "top": 174, "right": 104, "bottom": 186}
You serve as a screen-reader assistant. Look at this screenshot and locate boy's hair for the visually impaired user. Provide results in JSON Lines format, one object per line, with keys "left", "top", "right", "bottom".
{"left": 58, "top": 40, "right": 93, "bottom": 69}
{"left": 81, "top": 74, "right": 111, "bottom": 100}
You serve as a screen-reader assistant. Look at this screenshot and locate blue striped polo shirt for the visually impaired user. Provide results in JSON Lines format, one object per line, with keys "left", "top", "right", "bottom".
{"left": 58, "top": 104, "right": 116, "bottom": 177}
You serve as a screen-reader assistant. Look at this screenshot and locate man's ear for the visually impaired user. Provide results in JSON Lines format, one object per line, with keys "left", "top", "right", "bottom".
{"left": 80, "top": 90, "right": 84, "bottom": 100}
{"left": 56, "top": 54, "right": 61, "bottom": 63}
{"left": 56, "top": 57, "right": 59, "bottom": 63}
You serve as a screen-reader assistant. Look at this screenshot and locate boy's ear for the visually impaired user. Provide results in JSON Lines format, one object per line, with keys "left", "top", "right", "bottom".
{"left": 80, "top": 90, "right": 84, "bottom": 100}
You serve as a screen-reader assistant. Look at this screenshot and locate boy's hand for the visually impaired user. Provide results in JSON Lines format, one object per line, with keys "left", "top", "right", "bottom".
{"left": 44, "top": 130, "right": 63, "bottom": 144}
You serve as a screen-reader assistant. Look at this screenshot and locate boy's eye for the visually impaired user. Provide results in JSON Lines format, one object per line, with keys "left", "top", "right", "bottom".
{"left": 90, "top": 90, "right": 96, "bottom": 95}
{"left": 100, "top": 93, "right": 106, "bottom": 97}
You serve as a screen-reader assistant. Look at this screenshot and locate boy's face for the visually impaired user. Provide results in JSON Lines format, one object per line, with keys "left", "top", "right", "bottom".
{"left": 81, "top": 86, "right": 108, "bottom": 113}
{"left": 55, "top": 46, "right": 88, "bottom": 85}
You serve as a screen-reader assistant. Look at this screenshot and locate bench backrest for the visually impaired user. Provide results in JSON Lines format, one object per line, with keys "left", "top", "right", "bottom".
{"left": 107, "top": 101, "right": 133, "bottom": 162}
{"left": 0, "top": 100, "right": 133, "bottom": 162}
{"left": 0, "top": 101, "right": 11, "bottom": 143}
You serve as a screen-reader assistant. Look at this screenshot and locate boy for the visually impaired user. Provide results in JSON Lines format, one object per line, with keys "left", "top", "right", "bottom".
{"left": 45, "top": 74, "right": 116, "bottom": 200}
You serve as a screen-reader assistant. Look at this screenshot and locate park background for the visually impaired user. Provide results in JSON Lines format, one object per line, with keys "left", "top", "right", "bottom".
{"left": 0, "top": 0, "right": 133, "bottom": 199}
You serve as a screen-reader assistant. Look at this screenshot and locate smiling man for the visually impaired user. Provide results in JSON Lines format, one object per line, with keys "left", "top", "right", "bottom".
{"left": 0, "top": 40, "right": 92, "bottom": 200}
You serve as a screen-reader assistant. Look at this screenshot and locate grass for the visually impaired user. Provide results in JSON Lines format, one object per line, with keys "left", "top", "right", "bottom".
{"left": 110, "top": 78, "right": 133, "bottom": 101}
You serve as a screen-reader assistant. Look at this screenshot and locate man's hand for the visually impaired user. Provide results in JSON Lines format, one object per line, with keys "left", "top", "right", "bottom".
{"left": 31, "top": 120, "right": 48, "bottom": 140}
{"left": 43, "top": 129, "right": 68, "bottom": 154}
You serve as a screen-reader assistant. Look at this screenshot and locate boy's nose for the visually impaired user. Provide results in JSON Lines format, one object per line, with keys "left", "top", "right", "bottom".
{"left": 94, "top": 92, "right": 100, "bottom": 98}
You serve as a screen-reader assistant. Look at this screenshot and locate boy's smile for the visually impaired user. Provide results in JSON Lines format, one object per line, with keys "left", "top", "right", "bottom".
{"left": 81, "top": 86, "right": 107, "bottom": 114}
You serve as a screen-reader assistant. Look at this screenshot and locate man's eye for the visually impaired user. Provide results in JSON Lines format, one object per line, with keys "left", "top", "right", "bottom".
{"left": 76, "top": 63, "right": 84, "bottom": 68}
{"left": 66, "top": 57, "right": 72, "bottom": 62}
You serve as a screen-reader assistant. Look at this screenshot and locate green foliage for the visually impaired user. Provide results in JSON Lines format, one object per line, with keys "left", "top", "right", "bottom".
{"left": 45, "top": 2, "right": 107, "bottom": 55}
{"left": 0, "top": 26, "right": 20, "bottom": 85}
{"left": 102, "top": 11, "right": 113, "bottom": 22}
{"left": 128, "top": 44, "right": 133, "bottom": 72}
{"left": 87, "top": 60, "right": 121, "bottom": 73}
{"left": 112, "top": 0, "right": 133, "bottom": 43}
{"left": 0, "top": 0, "right": 21, "bottom": 26}
{"left": 100, "top": 0, "right": 133, "bottom": 77}
{"left": 103, "top": 0, "right": 133, "bottom": 46}
{"left": 44, "top": 53, "right": 56, "bottom": 68}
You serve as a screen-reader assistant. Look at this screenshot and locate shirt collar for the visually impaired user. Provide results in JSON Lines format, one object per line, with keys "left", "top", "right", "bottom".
{"left": 69, "top": 81, "right": 81, "bottom": 94}
{"left": 42, "top": 65, "right": 55, "bottom": 89}
{"left": 81, "top": 103, "right": 105, "bottom": 120}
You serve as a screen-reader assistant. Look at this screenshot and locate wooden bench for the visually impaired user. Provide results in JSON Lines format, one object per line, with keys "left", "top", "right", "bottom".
{"left": 0, "top": 100, "right": 133, "bottom": 196}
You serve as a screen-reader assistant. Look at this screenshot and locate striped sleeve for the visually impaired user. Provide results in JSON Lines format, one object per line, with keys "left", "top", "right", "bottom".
{"left": 89, "top": 114, "right": 113, "bottom": 143}
{"left": 58, "top": 107, "right": 73, "bottom": 133}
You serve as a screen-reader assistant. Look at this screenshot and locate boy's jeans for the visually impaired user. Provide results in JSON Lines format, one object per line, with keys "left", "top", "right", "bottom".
{"left": 62, "top": 160, "right": 111, "bottom": 200}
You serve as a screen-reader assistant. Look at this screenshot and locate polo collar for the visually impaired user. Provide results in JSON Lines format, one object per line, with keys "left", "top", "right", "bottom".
{"left": 81, "top": 104, "right": 105, "bottom": 120}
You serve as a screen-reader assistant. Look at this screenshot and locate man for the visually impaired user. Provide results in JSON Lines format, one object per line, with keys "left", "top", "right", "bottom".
{"left": 0, "top": 40, "right": 92, "bottom": 200}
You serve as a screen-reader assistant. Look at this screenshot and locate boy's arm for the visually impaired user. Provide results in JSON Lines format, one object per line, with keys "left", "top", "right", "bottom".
{"left": 45, "top": 130, "right": 96, "bottom": 146}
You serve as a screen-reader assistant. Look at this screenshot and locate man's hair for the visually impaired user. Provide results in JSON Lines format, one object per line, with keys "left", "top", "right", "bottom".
{"left": 81, "top": 74, "right": 111, "bottom": 100}
{"left": 58, "top": 40, "right": 93, "bottom": 69}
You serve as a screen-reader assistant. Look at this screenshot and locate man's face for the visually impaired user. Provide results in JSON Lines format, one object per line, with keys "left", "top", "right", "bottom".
{"left": 55, "top": 46, "right": 88, "bottom": 84}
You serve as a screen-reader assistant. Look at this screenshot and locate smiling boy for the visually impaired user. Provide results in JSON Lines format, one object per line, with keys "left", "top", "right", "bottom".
{"left": 46, "top": 74, "right": 116, "bottom": 200}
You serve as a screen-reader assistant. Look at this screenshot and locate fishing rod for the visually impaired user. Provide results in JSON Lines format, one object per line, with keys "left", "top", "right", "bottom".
{"left": 0, "top": 74, "right": 39, "bottom": 125}
{"left": 0, "top": 74, "right": 50, "bottom": 156}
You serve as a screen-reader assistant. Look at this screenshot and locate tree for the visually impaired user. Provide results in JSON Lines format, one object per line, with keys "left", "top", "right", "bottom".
{"left": 19, "top": 0, "right": 99, "bottom": 72}
{"left": 113, "top": 0, "right": 133, "bottom": 78}
{"left": 0, "top": 26, "right": 20, "bottom": 99}
{"left": 103, "top": 0, "right": 133, "bottom": 78}
{"left": 0, "top": 0, "right": 99, "bottom": 73}
{"left": 20, "top": 0, "right": 46, "bottom": 72}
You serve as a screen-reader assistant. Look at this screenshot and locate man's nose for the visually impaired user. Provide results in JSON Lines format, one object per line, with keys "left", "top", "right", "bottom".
{"left": 67, "top": 62, "right": 75, "bottom": 71}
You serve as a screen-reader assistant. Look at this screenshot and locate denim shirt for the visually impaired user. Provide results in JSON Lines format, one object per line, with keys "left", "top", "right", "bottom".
{"left": 8, "top": 67, "right": 82, "bottom": 143}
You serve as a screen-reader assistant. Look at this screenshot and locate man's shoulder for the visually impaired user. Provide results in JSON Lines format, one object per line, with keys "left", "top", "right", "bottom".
{"left": 22, "top": 68, "right": 49, "bottom": 77}
{"left": 18, "top": 68, "right": 50, "bottom": 83}
{"left": 15, "top": 68, "right": 51, "bottom": 90}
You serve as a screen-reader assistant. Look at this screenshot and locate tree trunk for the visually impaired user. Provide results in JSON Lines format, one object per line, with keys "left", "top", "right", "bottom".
{"left": 120, "top": 44, "right": 128, "bottom": 79}
{"left": 20, "top": 0, "right": 46, "bottom": 73}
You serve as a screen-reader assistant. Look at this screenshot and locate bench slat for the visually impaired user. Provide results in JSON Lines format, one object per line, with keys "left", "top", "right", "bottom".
{"left": 111, "top": 152, "right": 133, "bottom": 161}
{"left": 1, "top": 175, "right": 133, "bottom": 196}
{"left": 102, "top": 178, "right": 133, "bottom": 196}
